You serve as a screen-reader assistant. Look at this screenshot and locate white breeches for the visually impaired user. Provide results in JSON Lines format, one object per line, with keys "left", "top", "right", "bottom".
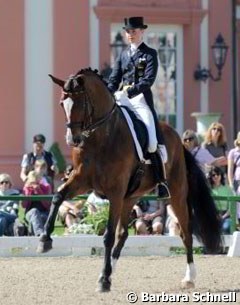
{"left": 115, "top": 91, "right": 157, "bottom": 153}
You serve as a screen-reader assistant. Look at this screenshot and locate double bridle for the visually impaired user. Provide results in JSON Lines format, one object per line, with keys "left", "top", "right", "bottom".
{"left": 63, "top": 81, "right": 117, "bottom": 138}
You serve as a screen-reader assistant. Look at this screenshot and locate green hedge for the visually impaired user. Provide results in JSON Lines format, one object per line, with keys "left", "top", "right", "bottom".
{"left": 49, "top": 142, "right": 66, "bottom": 173}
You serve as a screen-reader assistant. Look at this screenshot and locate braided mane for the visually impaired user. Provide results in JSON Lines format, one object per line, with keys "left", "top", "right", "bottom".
{"left": 75, "top": 67, "right": 107, "bottom": 86}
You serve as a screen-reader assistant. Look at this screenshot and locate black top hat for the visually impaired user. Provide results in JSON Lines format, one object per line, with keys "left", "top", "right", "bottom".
{"left": 33, "top": 134, "right": 46, "bottom": 143}
{"left": 123, "top": 17, "right": 148, "bottom": 30}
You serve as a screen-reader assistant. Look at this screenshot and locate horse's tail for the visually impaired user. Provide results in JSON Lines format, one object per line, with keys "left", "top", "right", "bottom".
{"left": 184, "top": 147, "right": 222, "bottom": 252}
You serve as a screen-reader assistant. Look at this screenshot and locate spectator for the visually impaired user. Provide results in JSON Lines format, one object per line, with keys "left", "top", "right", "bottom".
{"left": 228, "top": 132, "right": 240, "bottom": 225}
{"left": 202, "top": 122, "right": 228, "bottom": 174}
{"left": 86, "top": 192, "right": 109, "bottom": 215}
{"left": 22, "top": 170, "right": 51, "bottom": 236}
{"left": 0, "top": 173, "right": 20, "bottom": 236}
{"left": 20, "top": 134, "right": 58, "bottom": 191}
{"left": 34, "top": 159, "right": 53, "bottom": 192}
{"left": 133, "top": 193, "right": 165, "bottom": 235}
{"left": 165, "top": 204, "right": 180, "bottom": 236}
{"left": 182, "top": 129, "right": 226, "bottom": 174}
{"left": 58, "top": 200, "right": 85, "bottom": 234}
{"left": 208, "top": 166, "right": 234, "bottom": 234}
{"left": 227, "top": 131, "right": 240, "bottom": 192}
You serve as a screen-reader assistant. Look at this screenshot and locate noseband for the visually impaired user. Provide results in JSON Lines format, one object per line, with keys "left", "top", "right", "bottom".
{"left": 63, "top": 78, "right": 117, "bottom": 138}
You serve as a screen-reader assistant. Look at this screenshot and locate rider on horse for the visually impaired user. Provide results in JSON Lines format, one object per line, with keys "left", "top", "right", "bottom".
{"left": 107, "top": 16, "right": 170, "bottom": 199}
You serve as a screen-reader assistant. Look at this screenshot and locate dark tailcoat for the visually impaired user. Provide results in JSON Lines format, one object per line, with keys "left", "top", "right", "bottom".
{"left": 108, "top": 42, "right": 163, "bottom": 143}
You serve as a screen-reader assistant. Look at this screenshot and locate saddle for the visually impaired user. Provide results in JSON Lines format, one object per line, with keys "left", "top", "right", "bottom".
{"left": 119, "top": 105, "right": 149, "bottom": 160}
{"left": 118, "top": 105, "right": 169, "bottom": 198}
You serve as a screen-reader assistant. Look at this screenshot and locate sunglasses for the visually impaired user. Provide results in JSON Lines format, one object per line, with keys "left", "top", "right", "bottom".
{"left": 211, "top": 173, "right": 220, "bottom": 178}
{"left": 212, "top": 127, "right": 222, "bottom": 132}
{"left": 183, "top": 137, "right": 194, "bottom": 143}
{"left": 0, "top": 181, "right": 10, "bottom": 185}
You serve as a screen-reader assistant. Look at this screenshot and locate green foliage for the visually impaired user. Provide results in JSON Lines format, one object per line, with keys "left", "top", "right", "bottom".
{"left": 170, "top": 247, "right": 204, "bottom": 255}
{"left": 49, "top": 142, "right": 66, "bottom": 173}
{"left": 81, "top": 205, "right": 109, "bottom": 235}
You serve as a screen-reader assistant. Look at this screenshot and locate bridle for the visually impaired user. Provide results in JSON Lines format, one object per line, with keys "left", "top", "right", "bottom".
{"left": 62, "top": 76, "right": 117, "bottom": 138}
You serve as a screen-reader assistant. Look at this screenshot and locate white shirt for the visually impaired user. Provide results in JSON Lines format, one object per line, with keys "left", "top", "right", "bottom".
{"left": 86, "top": 192, "right": 109, "bottom": 206}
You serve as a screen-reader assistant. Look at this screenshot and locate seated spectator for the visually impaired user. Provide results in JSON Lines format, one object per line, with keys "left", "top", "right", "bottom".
{"left": 182, "top": 129, "right": 226, "bottom": 175}
{"left": 57, "top": 164, "right": 86, "bottom": 234}
{"left": 22, "top": 170, "right": 51, "bottom": 236}
{"left": 202, "top": 122, "right": 228, "bottom": 174}
{"left": 58, "top": 200, "right": 85, "bottom": 234}
{"left": 133, "top": 194, "right": 166, "bottom": 235}
{"left": 0, "top": 173, "right": 20, "bottom": 236}
{"left": 165, "top": 204, "right": 180, "bottom": 236}
{"left": 86, "top": 192, "right": 109, "bottom": 215}
{"left": 34, "top": 159, "right": 53, "bottom": 191}
{"left": 208, "top": 166, "right": 234, "bottom": 234}
{"left": 20, "top": 134, "right": 58, "bottom": 191}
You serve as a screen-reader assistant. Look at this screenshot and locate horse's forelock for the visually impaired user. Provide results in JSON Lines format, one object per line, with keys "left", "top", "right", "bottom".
{"left": 64, "top": 75, "right": 83, "bottom": 93}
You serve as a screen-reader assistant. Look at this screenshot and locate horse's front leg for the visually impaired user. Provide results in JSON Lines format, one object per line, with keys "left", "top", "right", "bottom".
{"left": 37, "top": 188, "right": 67, "bottom": 253}
{"left": 37, "top": 175, "right": 84, "bottom": 253}
{"left": 97, "top": 198, "right": 123, "bottom": 293}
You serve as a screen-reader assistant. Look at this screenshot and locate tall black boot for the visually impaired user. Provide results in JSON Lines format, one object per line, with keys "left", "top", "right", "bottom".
{"left": 150, "top": 107, "right": 168, "bottom": 163}
{"left": 149, "top": 152, "right": 171, "bottom": 200}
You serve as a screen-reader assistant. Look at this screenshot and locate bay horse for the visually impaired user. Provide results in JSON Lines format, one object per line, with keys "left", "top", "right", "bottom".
{"left": 37, "top": 68, "right": 222, "bottom": 292}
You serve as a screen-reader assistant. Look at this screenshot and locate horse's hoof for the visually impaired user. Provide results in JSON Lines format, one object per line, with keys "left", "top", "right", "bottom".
{"left": 181, "top": 280, "right": 195, "bottom": 289}
{"left": 36, "top": 236, "right": 53, "bottom": 253}
{"left": 96, "top": 282, "right": 111, "bottom": 293}
{"left": 97, "top": 275, "right": 111, "bottom": 293}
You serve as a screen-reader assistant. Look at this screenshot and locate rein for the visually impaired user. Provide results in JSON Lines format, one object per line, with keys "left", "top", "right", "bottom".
{"left": 81, "top": 102, "right": 117, "bottom": 137}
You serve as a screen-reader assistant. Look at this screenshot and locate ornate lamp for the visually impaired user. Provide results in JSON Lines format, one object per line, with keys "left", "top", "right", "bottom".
{"left": 110, "top": 32, "right": 127, "bottom": 60}
{"left": 194, "top": 33, "right": 228, "bottom": 82}
{"left": 158, "top": 37, "right": 175, "bottom": 74}
{"left": 101, "top": 32, "right": 127, "bottom": 81}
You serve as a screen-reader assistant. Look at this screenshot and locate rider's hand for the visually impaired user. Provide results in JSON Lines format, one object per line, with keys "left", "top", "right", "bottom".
{"left": 114, "top": 90, "right": 128, "bottom": 101}
{"left": 123, "top": 85, "right": 133, "bottom": 93}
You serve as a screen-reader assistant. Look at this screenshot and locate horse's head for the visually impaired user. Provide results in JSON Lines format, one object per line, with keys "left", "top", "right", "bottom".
{"left": 49, "top": 69, "right": 115, "bottom": 146}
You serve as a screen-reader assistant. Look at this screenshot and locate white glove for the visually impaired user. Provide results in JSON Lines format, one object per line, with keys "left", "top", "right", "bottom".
{"left": 114, "top": 90, "right": 128, "bottom": 101}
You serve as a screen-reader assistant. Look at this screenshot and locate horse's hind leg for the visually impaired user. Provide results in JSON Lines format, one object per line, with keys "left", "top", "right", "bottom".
{"left": 97, "top": 198, "right": 123, "bottom": 293}
{"left": 173, "top": 197, "right": 196, "bottom": 289}
{"left": 180, "top": 226, "right": 196, "bottom": 289}
{"left": 111, "top": 198, "right": 136, "bottom": 272}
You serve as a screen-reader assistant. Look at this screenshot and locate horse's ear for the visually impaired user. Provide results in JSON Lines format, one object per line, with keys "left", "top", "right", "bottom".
{"left": 48, "top": 74, "right": 65, "bottom": 88}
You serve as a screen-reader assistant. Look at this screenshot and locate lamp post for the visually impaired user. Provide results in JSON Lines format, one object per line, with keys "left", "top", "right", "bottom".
{"left": 158, "top": 35, "right": 175, "bottom": 124}
{"left": 101, "top": 32, "right": 127, "bottom": 81}
{"left": 194, "top": 33, "right": 228, "bottom": 82}
{"left": 110, "top": 32, "right": 127, "bottom": 62}
{"left": 158, "top": 38, "right": 175, "bottom": 76}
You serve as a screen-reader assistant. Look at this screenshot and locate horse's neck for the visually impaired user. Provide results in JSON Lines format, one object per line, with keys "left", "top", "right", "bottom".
{"left": 86, "top": 109, "right": 124, "bottom": 151}
{"left": 93, "top": 93, "right": 114, "bottom": 118}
